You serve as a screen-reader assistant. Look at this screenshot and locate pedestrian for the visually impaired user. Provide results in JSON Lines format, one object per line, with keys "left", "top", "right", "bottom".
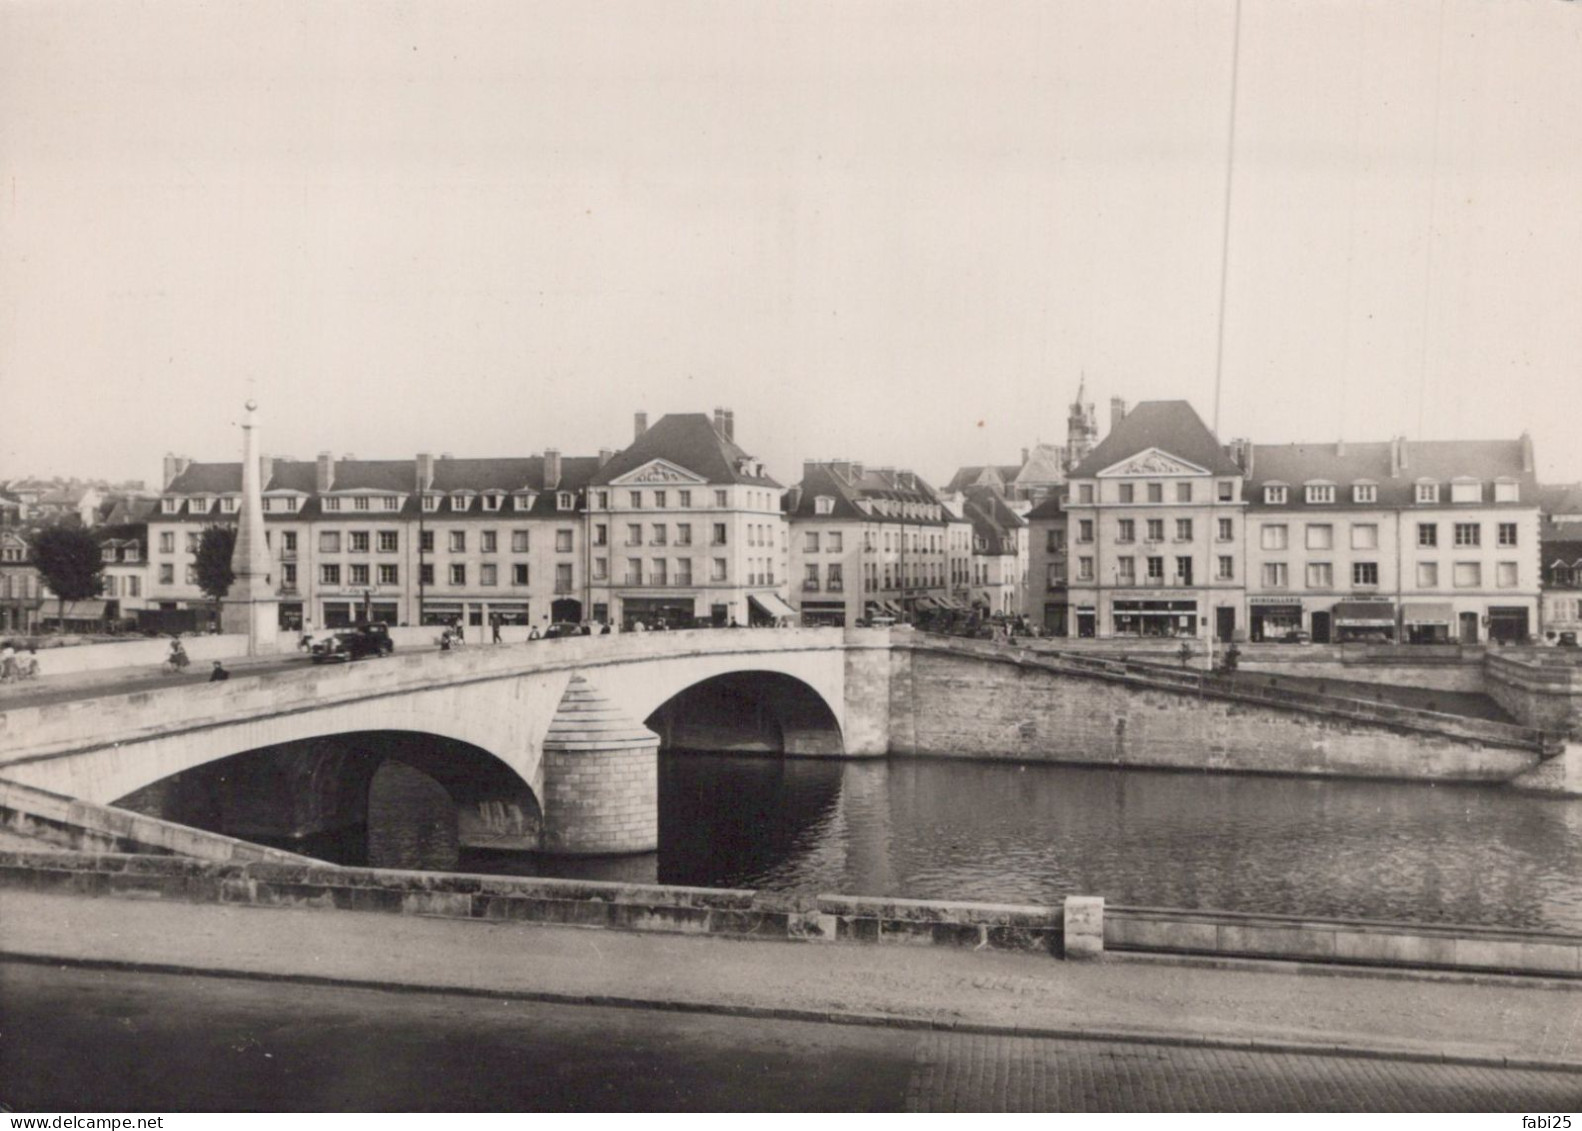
{"left": 0, "top": 640, "right": 14, "bottom": 682}
{"left": 453, "top": 619, "right": 465, "bottom": 644}
{"left": 439, "top": 629, "right": 453, "bottom": 652}
{"left": 599, "top": 621, "right": 611, "bottom": 635}
{"left": 209, "top": 660, "right": 230, "bottom": 682}
{"left": 491, "top": 615, "right": 502, "bottom": 645}
{"left": 633, "top": 620, "right": 647, "bottom": 632}
{"left": 580, "top": 622, "right": 592, "bottom": 636}
{"left": 528, "top": 624, "right": 541, "bottom": 641}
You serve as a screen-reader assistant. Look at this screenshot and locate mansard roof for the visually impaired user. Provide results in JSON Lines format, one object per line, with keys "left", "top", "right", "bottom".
{"left": 1068, "top": 401, "right": 1241, "bottom": 479}
{"left": 788, "top": 462, "right": 947, "bottom": 525}
{"left": 1246, "top": 439, "right": 1538, "bottom": 508}
{"left": 591, "top": 414, "right": 780, "bottom": 488}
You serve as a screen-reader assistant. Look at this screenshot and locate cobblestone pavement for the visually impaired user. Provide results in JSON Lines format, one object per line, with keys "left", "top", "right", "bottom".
{"left": 905, "top": 1032, "right": 1582, "bottom": 1112}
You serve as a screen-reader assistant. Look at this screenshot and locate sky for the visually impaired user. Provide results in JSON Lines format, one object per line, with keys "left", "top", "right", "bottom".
{"left": 2, "top": 0, "right": 1580, "bottom": 491}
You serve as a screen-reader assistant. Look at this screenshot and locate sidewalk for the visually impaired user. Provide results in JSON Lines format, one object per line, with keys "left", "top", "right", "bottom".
{"left": 4, "top": 888, "right": 1579, "bottom": 1069}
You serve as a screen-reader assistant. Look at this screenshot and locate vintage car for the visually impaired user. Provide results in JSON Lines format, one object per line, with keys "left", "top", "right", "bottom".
{"left": 310, "top": 623, "right": 394, "bottom": 663}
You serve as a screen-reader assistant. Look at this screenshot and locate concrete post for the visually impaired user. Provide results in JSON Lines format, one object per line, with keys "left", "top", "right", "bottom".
{"left": 1063, "top": 895, "right": 1105, "bottom": 959}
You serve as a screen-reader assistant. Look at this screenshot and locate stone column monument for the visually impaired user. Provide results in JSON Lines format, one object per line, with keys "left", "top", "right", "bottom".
{"left": 220, "top": 400, "right": 281, "bottom": 654}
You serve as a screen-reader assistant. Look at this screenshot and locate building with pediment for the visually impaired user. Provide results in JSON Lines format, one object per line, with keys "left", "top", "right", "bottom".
{"left": 586, "top": 409, "right": 794, "bottom": 629}
{"left": 1061, "top": 400, "right": 1248, "bottom": 642}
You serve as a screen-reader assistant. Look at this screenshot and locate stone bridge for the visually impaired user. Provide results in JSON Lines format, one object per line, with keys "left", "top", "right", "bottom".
{"left": 1, "top": 629, "right": 1574, "bottom": 862}
{"left": 0, "top": 629, "right": 893, "bottom": 855}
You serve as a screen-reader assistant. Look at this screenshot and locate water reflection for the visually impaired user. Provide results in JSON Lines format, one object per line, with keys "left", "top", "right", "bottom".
{"left": 358, "top": 755, "right": 1582, "bottom": 932}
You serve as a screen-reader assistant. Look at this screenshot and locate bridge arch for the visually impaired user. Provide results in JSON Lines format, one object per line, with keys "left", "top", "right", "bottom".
{"left": 643, "top": 669, "right": 845, "bottom": 755}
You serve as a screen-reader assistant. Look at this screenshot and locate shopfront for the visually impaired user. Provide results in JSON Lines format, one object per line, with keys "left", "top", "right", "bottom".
{"left": 1487, "top": 606, "right": 1531, "bottom": 645}
{"left": 1110, "top": 598, "right": 1197, "bottom": 638}
{"left": 800, "top": 600, "right": 848, "bottom": 627}
{"left": 1332, "top": 600, "right": 1397, "bottom": 643}
{"left": 1402, "top": 602, "right": 1454, "bottom": 645}
{"left": 1249, "top": 597, "right": 1303, "bottom": 642}
{"left": 621, "top": 595, "right": 697, "bottom": 629}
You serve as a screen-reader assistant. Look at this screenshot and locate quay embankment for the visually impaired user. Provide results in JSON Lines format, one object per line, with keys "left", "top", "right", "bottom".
{"left": 4, "top": 847, "right": 1580, "bottom": 981}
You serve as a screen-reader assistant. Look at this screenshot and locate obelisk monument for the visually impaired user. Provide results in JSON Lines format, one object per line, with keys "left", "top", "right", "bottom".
{"left": 220, "top": 399, "right": 281, "bottom": 654}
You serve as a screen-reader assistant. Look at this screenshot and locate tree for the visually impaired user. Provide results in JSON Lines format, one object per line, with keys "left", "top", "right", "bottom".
{"left": 195, "top": 525, "right": 237, "bottom": 622}
{"left": 31, "top": 525, "right": 104, "bottom": 631}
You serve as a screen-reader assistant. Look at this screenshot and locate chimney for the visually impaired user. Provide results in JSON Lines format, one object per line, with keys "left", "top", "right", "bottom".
{"left": 1336, "top": 439, "right": 1346, "bottom": 457}
{"left": 1389, "top": 435, "right": 1405, "bottom": 478}
{"left": 787, "top": 485, "right": 803, "bottom": 511}
{"left": 162, "top": 453, "right": 190, "bottom": 489}
{"left": 416, "top": 452, "right": 435, "bottom": 491}
{"left": 634, "top": 412, "right": 648, "bottom": 440}
{"left": 804, "top": 459, "right": 820, "bottom": 485}
{"left": 713, "top": 407, "right": 726, "bottom": 436}
{"left": 1520, "top": 431, "right": 1534, "bottom": 474}
{"left": 598, "top": 448, "right": 614, "bottom": 466}
{"left": 316, "top": 451, "right": 334, "bottom": 493}
{"left": 851, "top": 461, "right": 864, "bottom": 481}
{"left": 544, "top": 448, "right": 562, "bottom": 490}
{"left": 1111, "top": 397, "right": 1129, "bottom": 431}
{"left": 1021, "top": 447, "right": 1030, "bottom": 465}
{"left": 723, "top": 409, "right": 735, "bottom": 442}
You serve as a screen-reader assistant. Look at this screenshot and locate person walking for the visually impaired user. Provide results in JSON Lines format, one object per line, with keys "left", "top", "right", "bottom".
{"left": 0, "top": 641, "right": 15, "bottom": 683}
{"left": 491, "top": 615, "right": 502, "bottom": 645}
{"left": 209, "top": 661, "right": 230, "bottom": 682}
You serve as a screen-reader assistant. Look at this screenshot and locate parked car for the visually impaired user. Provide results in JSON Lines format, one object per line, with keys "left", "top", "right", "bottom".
{"left": 1279, "top": 629, "right": 1312, "bottom": 645}
{"left": 311, "top": 623, "right": 394, "bottom": 663}
{"left": 543, "top": 622, "right": 585, "bottom": 639}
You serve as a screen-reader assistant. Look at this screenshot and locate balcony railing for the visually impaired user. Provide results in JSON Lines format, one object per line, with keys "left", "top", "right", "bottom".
{"left": 803, "top": 580, "right": 820, "bottom": 592}
{"left": 827, "top": 581, "right": 843, "bottom": 592}
{"left": 554, "top": 582, "right": 576, "bottom": 594}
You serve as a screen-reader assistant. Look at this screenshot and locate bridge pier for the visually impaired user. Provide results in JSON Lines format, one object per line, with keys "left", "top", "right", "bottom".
{"left": 541, "top": 675, "right": 659, "bottom": 855}
{"left": 1511, "top": 742, "right": 1582, "bottom": 797}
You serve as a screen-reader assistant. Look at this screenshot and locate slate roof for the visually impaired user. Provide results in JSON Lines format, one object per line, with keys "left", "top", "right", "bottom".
{"left": 962, "top": 487, "right": 1026, "bottom": 554}
{"left": 591, "top": 413, "right": 780, "bottom": 488}
{"left": 945, "top": 465, "right": 1016, "bottom": 493}
{"left": 1024, "top": 490, "right": 1067, "bottom": 522}
{"left": 1012, "top": 443, "right": 1069, "bottom": 486}
{"left": 788, "top": 462, "right": 948, "bottom": 525}
{"left": 1538, "top": 483, "right": 1582, "bottom": 517}
{"left": 1068, "top": 401, "right": 1242, "bottom": 478}
{"left": 1245, "top": 439, "right": 1538, "bottom": 509}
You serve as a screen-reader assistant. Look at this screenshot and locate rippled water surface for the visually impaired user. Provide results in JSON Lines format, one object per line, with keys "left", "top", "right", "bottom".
{"left": 364, "top": 754, "right": 1582, "bottom": 933}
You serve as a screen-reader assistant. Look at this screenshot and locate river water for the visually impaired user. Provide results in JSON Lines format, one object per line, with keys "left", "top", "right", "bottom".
{"left": 349, "top": 753, "right": 1582, "bottom": 934}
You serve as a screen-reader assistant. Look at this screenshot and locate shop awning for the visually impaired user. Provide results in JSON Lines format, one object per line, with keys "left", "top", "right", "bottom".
{"left": 1332, "top": 601, "right": 1397, "bottom": 626}
{"left": 916, "top": 596, "right": 940, "bottom": 610}
{"left": 749, "top": 592, "right": 798, "bottom": 620}
{"left": 51, "top": 600, "right": 107, "bottom": 620}
{"left": 1402, "top": 602, "right": 1455, "bottom": 626}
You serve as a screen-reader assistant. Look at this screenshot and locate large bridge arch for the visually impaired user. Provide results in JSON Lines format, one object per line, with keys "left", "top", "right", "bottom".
{"left": 642, "top": 670, "right": 846, "bottom": 755}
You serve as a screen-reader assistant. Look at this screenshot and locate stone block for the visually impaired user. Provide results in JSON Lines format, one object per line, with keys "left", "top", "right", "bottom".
{"left": 1216, "top": 923, "right": 1336, "bottom": 960}
{"left": 401, "top": 891, "right": 475, "bottom": 918}
{"left": 1105, "top": 915, "right": 1219, "bottom": 953}
{"left": 1062, "top": 895, "right": 1104, "bottom": 959}
{"left": 1333, "top": 929, "right": 1458, "bottom": 968}
{"left": 1454, "top": 937, "right": 1543, "bottom": 973}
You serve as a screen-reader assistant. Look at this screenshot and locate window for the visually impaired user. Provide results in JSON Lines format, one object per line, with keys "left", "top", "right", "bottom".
{"left": 1417, "top": 563, "right": 1439, "bottom": 588}
{"left": 159, "top": 532, "right": 175, "bottom": 553}
{"left": 712, "top": 523, "right": 727, "bottom": 546}
{"left": 1306, "top": 562, "right": 1333, "bottom": 589}
{"left": 221, "top": 497, "right": 239, "bottom": 514}
{"left": 679, "top": 490, "right": 692, "bottom": 507}
{"left": 815, "top": 496, "right": 834, "bottom": 515}
{"left": 1418, "top": 523, "right": 1438, "bottom": 548}
{"left": 354, "top": 496, "right": 370, "bottom": 512}
{"left": 319, "top": 531, "right": 341, "bottom": 553}
{"left": 159, "top": 563, "right": 174, "bottom": 585}
{"left": 1077, "top": 519, "right": 1094, "bottom": 543}
{"left": 350, "top": 531, "right": 370, "bottom": 553}
{"left": 828, "top": 532, "right": 843, "bottom": 552}
{"left": 184, "top": 564, "right": 197, "bottom": 585}
{"left": 711, "top": 558, "right": 727, "bottom": 581}
{"left": 676, "top": 560, "right": 693, "bottom": 586}
{"left": 651, "top": 524, "right": 666, "bottom": 546}
{"left": 1146, "top": 557, "right": 1165, "bottom": 582}
{"left": 161, "top": 498, "right": 180, "bottom": 515}
{"left": 1218, "top": 481, "right": 1234, "bottom": 502}
{"left": 449, "top": 495, "right": 468, "bottom": 512}
{"left": 1450, "top": 480, "right": 1481, "bottom": 504}
{"left": 1498, "top": 523, "right": 1517, "bottom": 547}
{"left": 828, "top": 564, "right": 844, "bottom": 591}
{"left": 555, "top": 529, "right": 573, "bottom": 553}
{"left": 511, "top": 530, "right": 530, "bottom": 553}
{"left": 448, "top": 531, "right": 466, "bottom": 553}
{"left": 378, "top": 564, "right": 398, "bottom": 585}
{"left": 714, "top": 490, "right": 728, "bottom": 508}
{"left": 626, "top": 524, "right": 643, "bottom": 546}
{"left": 1416, "top": 482, "right": 1439, "bottom": 504}
{"left": 349, "top": 563, "right": 369, "bottom": 586}
{"left": 1496, "top": 562, "right": 1518, "bottom": 588}
{"left": 1117, "top": 519, "right": 1135, "bottom": 543}
{"left": 378, "top": 530, "right": 398, "bottom": 553}
{"left": 649, "top": 558, "right": 666, "bottom": 586}
{"left": 1174, "top": 518, "right": 1193, "bottom": 542}
{"left": 1305, "top": 484, "right": 1335, "bottom": 504}
{"left": 556, "top": 493, "right": 573, "bottom": 510}
{"left": 1176, "top": 482, "right": 1192, "bottom": 503}
{"left": 1352, "top": 562, "right": 1378, "bottom": 587}
{"left": 321, "top": 564, "right": 341, "bottom": 585}
{"left": 1264, "top": 485, "right": 1287, "bottom": 504}
{"left": 629, "top": 491, "right": 643, "bottom": 509}
{"left": 1353, "top": 483, "right": 1377, "bottom": 503}
{"left": 591, "top": 558, "right": 606, "bottom": 581}
{"left": 1306, "top": 524, "right": 1333, "bottom": 550}
{"left": 449, "top": 564, "right": 466, "bottom": 586}
{"left": 805, "top": 531, "right": 820, "bottom": 552}
{"left": 420, "top": 530, "right": 434, "bottom": 552}
{"left": 481, "top": 531, "right": 497, "bottom": 553}
{"left": 804, "top": 564, "right": 820, "bottom": 591}
{"left": 1078, "top": 484, "right": 1095, "bottom": 504}
{"left": 1146, "top": 519, "right": 1164, "bottom": 543}
{"left": 1118, "top": 484, "right": 1134, "bottom": 504}
{"left": 1494, "top": 480, "right": 1519, "bottom": 503}
{"left": 1260, "top": 524, "right": 1288, "bottom": 551}
{"left": 1077, "top": 556, "right": 1094, "bottom": 581}
{"left": 1217, "top": 555, "right": 1234, "bottom": 581}
{"left": 512, "top": 563, "right": 529, "bottom": 585}
{"left": 653, "top": 491, "right": 667, "bottom": 509}
{"left": 128, "top": 577, "right": 141, "bottom": 597}
{"left": 1217, "top": 517, "right": 1233, "bottom": 542}
{"left": 1147, "top": 483, "right": 1163, "bottom": 504}
{"left": 676, "top": 524, "right": 692, "bottom": 546}
{"left": 1046, "top": 563, "right": 1065, "bottom": 588}
{"left": 1454, "top": 523, "right": 1481, "bottom": 547}
{"left": 1117, "top": 557, "right": 1136, "bottom": 584}
{"left": 480, "top": 563, "right": 498, "bottom": 587}
{"left": 419, "top": 564, "right": 434, "bottom": 586}
{"left": 382, "top": 496, "right": 401, "bottom": 511}
{"left": 1262, "top": 563, "right": 1288, "bottom": 588}
{"left": 186, "top": 532, "right": 200, "bottom": 553}
{"left": 1175, "top": 556, "right": 1193, "bottom": 583}
{"left": 1351, "top": 524, "right": 1378, "bottom": 550}
{"left": 423, "top": 495, "right": 440, "bottom": 512}
{"left": 1453, "top": 562, "right": 1481, "bottom": 588}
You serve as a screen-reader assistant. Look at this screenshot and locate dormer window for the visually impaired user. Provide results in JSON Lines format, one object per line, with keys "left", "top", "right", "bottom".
{"left": 382, "top": 495, "right": 401, "bottom": 511}
{"left": 1494, "top": 479, "right": 1519, "bottom": 503}
{"left": 221, "top": 497, "right": 240, "bottom": 513}
{"left": 815, "top": 496, "right": 835, "bottom": 515}
{"left": 188, "top": 497, "right": 211, "bottom": 514}
{"left": 557, "top": 492, "right": 574, "bottom": 511}
{"left": 1264, "top": 485, "right": 1288, "bottom": 504}
{"left": 1416, "top": 481, "right": 1439, "bottom": 504}
{"left": 422, "top": 494, "right": 440, "bottom": 512}
{"left": 324, "top": 497, "right": 342, "bottom": 512}
{"left": 482, "top": 492, "right": 504, "bottom": 512}
{"left": 1353, "top": 482, "right": 1377, "bottom": 504}
{"left": 450, "top": 493, "right": 472, "bottom": 512}
{"left": 262, "top": 498, "right": 275, "bottom": 513}
{"left": 513, "top": 492, "right": 537, "bottom": 512}
{"left": 161, "top": 498, "right": 181, "bottom": 514}
{"left": 101, "top": 545, "right": 116, "bottom": 562}
{"left": 124, "top": 542, "right": 140, "bottom": 562}
{"left": 1304, "top": 483, "right": 1335, "bottom": 505}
